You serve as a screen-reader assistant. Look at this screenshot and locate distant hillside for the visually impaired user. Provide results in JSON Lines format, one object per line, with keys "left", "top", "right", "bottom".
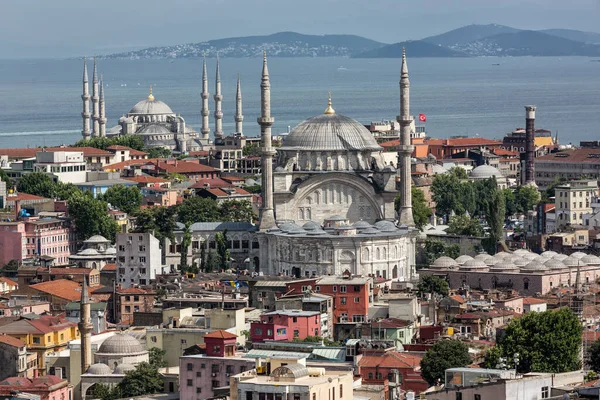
{"left": 103, "top": 32, "right": 386, "bottom": 59}
{"left": 540, "top": 29, "right": 600, "bottom": 44}
{"left": 422, "top": 24, "right": 520, "bottom": 47}
{"left": 353, "top": 40, "right": 467, "bottom": 58}
{"left": 457, "top": 30, "right": 600, "bottom": 56}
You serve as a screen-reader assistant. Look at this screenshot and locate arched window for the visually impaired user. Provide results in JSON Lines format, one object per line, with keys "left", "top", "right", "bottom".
{"left": 364, "top": 248, "right": 370, "bottom": 262}
{"left": 376, "top": 248, "right": 381, "bottom": 260}
{"left": 383, "top": 247, "right": 387, "bottom": 259}
{"left": 314, "top": 191, "right": 320, "bottom": 204}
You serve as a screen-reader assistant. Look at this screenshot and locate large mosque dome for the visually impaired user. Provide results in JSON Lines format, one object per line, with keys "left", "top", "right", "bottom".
{"left": 97, "top": 334, "right": 146, "bottom": 355}
{"left": 283, "top": 113, "right": 382, "bottom": 152}
{"left": 129, "top": 98, "right": 174, "bottom": 115}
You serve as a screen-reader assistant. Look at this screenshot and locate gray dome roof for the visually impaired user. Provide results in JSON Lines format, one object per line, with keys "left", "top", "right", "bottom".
{"left": 84, "top": 235, "right": 109, "bottom": 243}
{"left": 461, "top": 259, "right": 488, "bottom": 270}
{"left": 431, "top": 256, "right": 458, "bottom": 269}
{"left": 483, "top": 257, "right": 499, "bottom": 266}
{"left": 570, "top": 251, "right": 588, "bottom": 260}
{"left": 278, "top": 222, "right": 304, "bottom": 233}
{"left": 521, "top": 261, "right": 548, "bottom": 271}
{"left": 87, "top": 363, "right": 113, "bottom": 375}
{"left": 79, "top": 248, "right": 100, "bottom": 256}
{"left": 104, "top": 247, "right": 117, "bottom": 254}
{"left": 455, "top": 255, "right": 474, "bottom": 265}
{"left": 114, "top": 364, "right": 136, "bottom": 374}
{"left": 474, "top": 253, "right": 490, "bottom": 260}
{"left": 353, "top": 221, "right": 372, "bottom": 229}
{"left": 373, "top": 220, "right": 397, "bottom": 232}
{"left": 581, "top": 255, "right": 600, "bottom": 265}
{"left": 523, "top": 253, "right": 539, "bottom": 261}
{"left": 563, "top": 256, "right": 585, "bottom": 267}
{"left": 302, "top": 221, "right": 322, "bottom": 231}
{"left": 553, "top": 254, "right": 569, "bottom": 261}
{"left": 470, "top": 165, "right": 504, "bottom": 179}
{"left": 282, "top": 113, "right": 382, "bottom": 152}
{"left": 494, "top": 252, "right": 511, "bottom": 259}
{"left": 512, "top": 258, "right": 529, "bottom": 267}
{"left": 490, "top": 261, "right": 518, "bottom": 271}
{"left": 97, "top": 334, "right": 145, "bottom": 355}
{"left": 541, "top": 251, "right": 558, "bottom": 258}
{"left": 513, "top": 249, "right": 530, "bottom": 257}
{"left": 129, "top": 98, "right": 174, "bottom": 115}
{"left": 544, "top": 259, "right": 567, "bottom": 270}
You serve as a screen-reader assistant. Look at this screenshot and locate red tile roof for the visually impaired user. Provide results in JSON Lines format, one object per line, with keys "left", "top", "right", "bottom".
{"left": 0, "top": 334, "right": 26, "bottom": 347}
{"left": 204, "top": 330, "right": 237, "bottom": 339}
{"left": 359, "top": 351, "right": 423, "bottom": 369}
{"left": 102, "top": 263, "right": 116, "bottom": 271}
{"left": 202, "top": 187, "right": 251, "bottom": 197}
{"left": 156, "top": 160, "right": 217, "bottom": 174}
{"left": 380, "top": 139, "right": 400, "bottom": 148}
{"left": 29, "top": 279, "right": 84, "bottom": 301}
{"left": 537, "top": 148, "right": 600, "bottom": 163}
{"left": 188, "top": 151, "right": 210, "bottom": 157}
{"left": 493, "top": 148, "right": 520, "bottom": 156}
{"left": 0, "top": 277, "right": 18, "bottom": 287}
{"left": 0, "top": 375, "right": 67, "bottom": 390}
{"left": 190, "top": 178, "right": 232, "bottom": 189}
{"left": 0, "top": 146, "right": 113, "bottom": 159}
{"left": 0, "top": 315, "right": 76, "bottom": 335}
{"left": 450, "top": 295, "right": 466, "bottom": 304}
{"left": 221, "top": 176, "right": 246, "bottom": 182}
{"left": 5, "top": 193, "right": 50, "bottom": 202}
{"left": 427, "top": 138, "right": 502, "bottom": 147}
{"left": 370, "top": 318, "right": 411, "bottom": 329}
{"left": 523, "top": 297, "right": 547, "bottom": 305}
{"left": 37, "top": 267, "right": 95, "bottom": 275}
{"left": 124, "top": 175, "right": 169, "bottom": 184}
{"left": 103, "top": 158, "right": 162, "bottom": 171}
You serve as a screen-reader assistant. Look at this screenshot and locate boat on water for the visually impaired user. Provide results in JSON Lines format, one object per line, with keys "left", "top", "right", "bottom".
{"left": 337, "top": 66, "right": 348, "bottom": 71}
{"left": 492, "top": 63, "right": 500, "bottom": 66}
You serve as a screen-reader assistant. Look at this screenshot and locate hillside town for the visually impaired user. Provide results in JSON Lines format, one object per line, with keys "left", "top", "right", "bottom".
{"left": 1, "top": 53, "right": 600, "bottom": 400}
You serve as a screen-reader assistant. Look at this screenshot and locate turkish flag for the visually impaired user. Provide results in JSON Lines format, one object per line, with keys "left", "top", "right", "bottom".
{"left": 419, "top": 114, "right": 427, "bottom": 122}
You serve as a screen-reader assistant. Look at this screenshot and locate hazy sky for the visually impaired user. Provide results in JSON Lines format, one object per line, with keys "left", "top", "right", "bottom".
{"left": 2, "top": 0, "right": 599, "bottom": 58}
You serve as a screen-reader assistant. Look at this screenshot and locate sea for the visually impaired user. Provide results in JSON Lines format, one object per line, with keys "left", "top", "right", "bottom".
{"left": 0, "top": 56, "right": 599, "bottom": 148}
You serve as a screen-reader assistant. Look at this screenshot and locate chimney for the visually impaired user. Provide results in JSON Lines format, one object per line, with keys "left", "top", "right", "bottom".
{"left": 14, "top": 199, "right": 21, "bottom": 220}
{"left": 524, "top": 105, "right": 536, "bottom": 186}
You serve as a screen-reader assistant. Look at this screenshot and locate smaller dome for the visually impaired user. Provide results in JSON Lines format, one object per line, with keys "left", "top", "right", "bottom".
{"left": 470, "top": 165, "right": 504, "bottom": 180}
{"left": 359, "top": 227, "right": 380, "bottom": 235}
{"left": 302, "top": 221, "right": 321, "bottom": 231}
{"left": 541, "top": 251, "right": 558, "bottom": 258}
{"left": 494, "top": 252, "right": 511, "bottom": 259}
{"left": 532, "top": 255, "right": 547, "bottom": 263}
{"left": 512, "top": 258, "right": 529, "bottom": 267}
{"left": 97, "top": 333, "right": 146, "bottom": 355}
{"left": 581, "top": 255, "right": 600, "bottom": 265}
{"left": 431, "top": 256, "right": 458, "bottom": 269}
{"left": 474, "top": 253, "right": 490, "bottom": 260}
{"left": 373, "top": 220, "right": 397, "bottom": 232}
{"left": 570, "top": 251, "right": 588, "bottom": 260}
{"left": 84, "top": 235, "right": 109, "bottom": 243}
{"left": 483, "top": 257, "right": 499, "bottom": 266}
{"left": 490, "top": 261, "right": 518, "bottom": 271}
{"left": 461, "top": 259, "right": 488, "bottom": 270}
{"left": 553, "top": 254, "right": 569, "bottom": 261}
{"left": 245, "top": 178, "right": 258, "bottom": 186}
{"left": 455, "top": 255, "right": 474, "bottom": 265}
{"left": 104, "top": 247, "right": 117, "bottom": 254}
{"left": 522, "top": 253, "right": 539, "bottom": 261}
{"left": 353, "top": 221, "right": 372, "bottom": 229}
{"left": 513, "top": 249, "right": 530, "bottom": 257}
{"left": 87, "top": 363, "right": 113, "bottom": 375}
{"left": 114, "top": 364, "right": 136, "bottom": 374}
{"left": 563, "top": 256, "right": 585, "bottom": 267}
{"left": 79, "top": 248, "right": 100, "bottom": 256}
{"left": 544, "top": 259, "right": 567, "bottom": 270}
{"left": 279, "top": 222, "right": 304, "bottom": 233}
{"left": 521, "top": 261, "right": 548, "bottom": 272}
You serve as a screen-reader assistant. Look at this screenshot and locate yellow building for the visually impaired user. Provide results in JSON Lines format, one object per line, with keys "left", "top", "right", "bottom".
{"left": 0, "top": 315, "right": 79, "bottom": 375}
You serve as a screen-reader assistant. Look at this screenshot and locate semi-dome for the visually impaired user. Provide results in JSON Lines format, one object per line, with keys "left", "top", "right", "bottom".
{"left": 79, "top": 248, "right": 100, "bottom": 256}
{"left": 570, "top": 251, "right": 588, "bottom": 260}
{"left": 544, "top": 259, "right": 567, "bottom": 270}
{"left": 139, "top": 124, "right": 173, "bottom": 134}
{"left": 282, "top": 113, "right": 382, "bottom": 152}
{"left": 470, "top": 165, "right": 504, "bottom": 180}
{"left": 97, "top": 334, "right": 146, "bottom": 355}
{"left": 490, "top": 261, "right": 518, "bottom": 271}
{"left": 455, "top": 255, "right": 474, "bottom": 265}
{"left": 431, "top": 256, "right": 458, "bottom": 269}
{"left": 114, "top": 364, "right": 136, "bottom": 374}
{"left": 87, "top": 363, "right": 113, "bottom": 375}
{"left": 581, "top": 255, "right": 600, "bottom": 265}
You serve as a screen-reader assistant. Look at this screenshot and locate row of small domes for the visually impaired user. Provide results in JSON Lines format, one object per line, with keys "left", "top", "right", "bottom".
{"left": 431, "top": 250, "right": 599, "bottom": 272}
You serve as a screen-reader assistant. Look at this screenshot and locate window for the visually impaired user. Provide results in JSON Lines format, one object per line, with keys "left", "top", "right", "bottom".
{"left": 455, "top": 393, "right": 462, "bottom": 400}
{"left": 332, "top": 286, "right": 337, "bottom": 292}
{"left": 211, "top": 380, "right": 220, "bottom": 388}
{"left": 354, "top": 285, "right": 361, "bottom": 292}
{"left": 187, "top": 363, "right": 193, "bottom": 371}
{"left": 186, "top": 379, "right": 193, "bottom": 387}
{"left": 196, "top": 371, "right": 201, "bottom": 377}
{"left": 368, "top": 373, "right": 373, "bottom": 379}
{"left": 340, "top": 285, "right": 347, "bottom": 293}
{"left": 294, "top": 330, "right": 300, "bottom": 338}
{"left": 254, "top": 328, "right": 262, "bottom": 335}
{"left": 354, "top": 297, "right": 360, "bottom": 303}
{"left": 292, "top": 317, "right": 297, "bottom": 323}
{"left": 181, "top": 339, "right": 187, "bottom": 345}
{"left": 201, "top": 363, "right": 205, "bottom": 369}
{"left": 474, "top": 395, "right": 481, "bottom": 400}
{"left": 341, "top": 297, "right": 347, "bottom": 305}
{"left": 315, "top": 286, "right": 320, "bottom": 292}
{"left": 196, "top": 388, "right": 202, "bottom": 394}
{"left": 541, "top": 386, "right": 549, "bottom": 399}
{"left": 125, "top": 306, "right": 131, "bottom": 313}
{"left": 339, "top": 384, "right": 343, "bottom": 397}
{"left": 139, "top": 245, "right": 146, "bottom": 252}
{"left": 139, "top": 256, "right": 146, "bottom": 263}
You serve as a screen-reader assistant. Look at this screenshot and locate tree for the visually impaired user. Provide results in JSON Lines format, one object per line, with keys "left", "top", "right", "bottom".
{"left": 446, "top": 215, "right": 484, "bottom": 237}
{"left": 423, "top": 239, "right": 460, "bottom": 265}
{"left": 100, "top": 185, "right": 142, "bottom": 215}
{"left": 483, "top": 187, "right": 506, "bottom": 253}
{"left": 448, "top": 167, "right": 468, "bottom": 179}
{"left": 220, "top": 200, "right": 257, "bottom": 222}
{"left": 177, "top": 197, "right": 221, "bottom": 224}
{"left": 179, "top": 223, "right": 192, "bottom": 271}
{"left": 148, "top": 347, "right": 168, "bottom": 369}
{"left": 205, "top": 249, "right": 217, "bottom": 272}
{"left": 242, "top": 184, "right": 262, "bottom": 194}
{"left": 74, "top": 134, "right": 145, "bottom": 151}
{"left": 68, "top": 192, "right": 119, "bottom": 242}
{"left": 17, "top": 172, "right": 58, "bottom": 198}
{"left": 515, "top": 185, "right": 541, "bottom": 214}
{"left": 0, "top": 168, "right": 13, "bottom": 189}
{"left": 420, "top": 340, "right": 471, "bottom": 385}
{"left": 147, "top": 147, "right": 172, "bottom": 159}
{"left": 431, "top": 173, "right": 462, "bottom": 219}
{"left": 92, "top": 383, "right": 121, "bottom": 400}
{"left": 199, "top": 245, "right": 207, "bottom": 272}
{"left": 117, "top": 362, "right": 163, "bottom": 398}
{"left": 503, "top": 188, "right": 517, "bottom": 217}
{"left": 242, "top": 143, "right": 261, "bottom": 157}
{"left": 485, "top": 308, "right": 582, "bottom": 373}
{"left": 588, "top": 339, "right": 600, "bottom": 373}
{"left": 215, "top": 230, "right": 230, "bottom": 271}
{"left": 417, "top": 275, "right": 449, "bottom": 297}
{"left": 541, "top": 176, "right": 567, "bottom": 203}
{"left": 395, "top": 187, "right": 432, "bottom": 230}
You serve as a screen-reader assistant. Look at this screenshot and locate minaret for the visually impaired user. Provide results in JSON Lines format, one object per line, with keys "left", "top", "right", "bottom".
{"left": 258, "top": 52, "right": 276, "bottom": 231}
{"left": 524, "top": 105, "right": 537, "bottom": 187}
{"left": 201, "top": 54, "right": 210, "bottom": 141}
{"left": 213, "top": 55, "right": 224, "bottom": 139}
{"left": 81, "top": 58, "right": 91, "bottom": 140}
{"left": 396, "top": 49, "right": 415, "bottom": 227}
{"left": 91, "top": 57, "right": 100, "bottom": 137}
{"left": 235, "top": 74, "right": 244, "bottom": 134}
{"left": 79, "top": 277, "right": 93, "bottom": 375}
{"left": 98, "top": 75, "right": 107, "bottom": 137}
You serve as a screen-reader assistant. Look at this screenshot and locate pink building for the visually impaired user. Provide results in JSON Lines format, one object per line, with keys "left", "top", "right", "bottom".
{"left": 0, "top": 217, "right": 73, "bottom": 265}
{"left": 251, "top": 310, "right": 321, "bottom": 342}
{"left": 0, "top": 376, "right": 72, "bottom": 400}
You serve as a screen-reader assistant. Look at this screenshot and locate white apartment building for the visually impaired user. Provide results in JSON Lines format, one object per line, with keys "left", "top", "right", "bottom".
{"left": 34, "top": 150, "right": 87, "bottom": 183}
{"left": 116, "top": 232, "right": 163, "bottom": 288}
{"left": 555, "top": 180, "right": 597, "bottom": 230}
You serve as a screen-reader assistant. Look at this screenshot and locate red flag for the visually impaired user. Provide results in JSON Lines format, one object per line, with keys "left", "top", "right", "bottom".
{"left": 419, "top": 114, "right": 427, "bottom": 122}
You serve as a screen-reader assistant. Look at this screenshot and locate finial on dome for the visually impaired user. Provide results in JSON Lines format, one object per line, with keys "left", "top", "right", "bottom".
{"left": 148, "top": 85, "right": 154, "bottom": 101}
{"left": 324, "top": 91, "right": 335, "bottom": 115}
